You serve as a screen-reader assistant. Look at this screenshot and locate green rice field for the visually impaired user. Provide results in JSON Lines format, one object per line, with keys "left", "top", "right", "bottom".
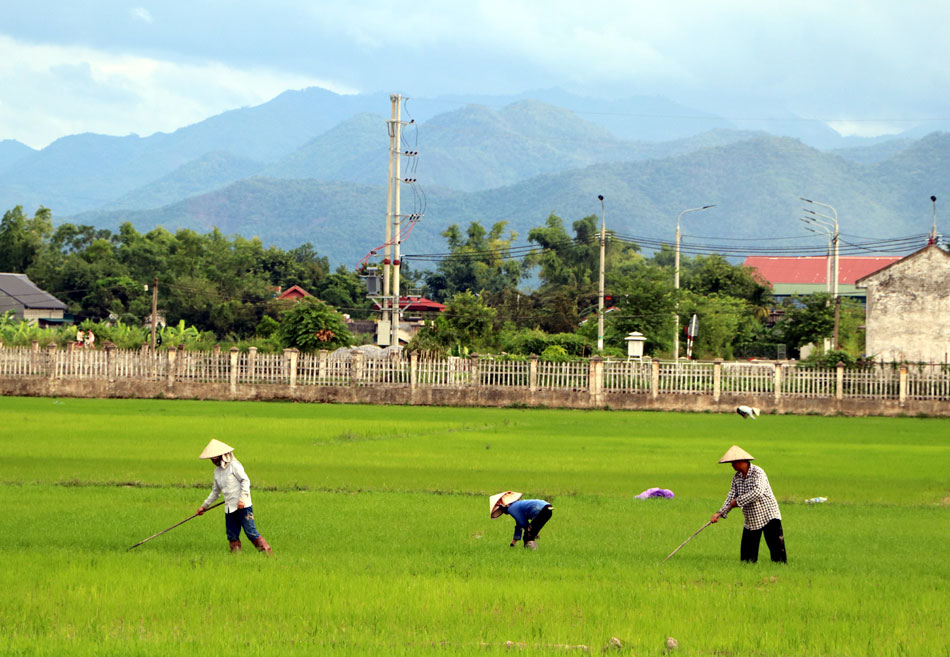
{"left": 2, "top": 397, "right": 948, "bottom": 656}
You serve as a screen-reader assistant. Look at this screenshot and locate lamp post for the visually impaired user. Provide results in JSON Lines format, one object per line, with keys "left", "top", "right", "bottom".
{"left": 597, "top": 195, "right": 606, "bottom": 352}
{"left": 801, "top": 198, "right": 839, "bottom": 348}
{"left": 673, "top": 204, "right": 715, "bottom": 360}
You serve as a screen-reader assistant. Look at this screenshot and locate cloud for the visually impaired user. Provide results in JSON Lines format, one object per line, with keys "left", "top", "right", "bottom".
{"left": 0, "top": 35, "right": 355, "bottom": 148}
{"left": 129, "top": 7, "right": 153, "bottom": 24}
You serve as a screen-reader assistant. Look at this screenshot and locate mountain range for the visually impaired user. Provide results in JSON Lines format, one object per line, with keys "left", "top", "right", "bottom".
{"left": 0, "top": 87, "right": 946, "bottom": 268}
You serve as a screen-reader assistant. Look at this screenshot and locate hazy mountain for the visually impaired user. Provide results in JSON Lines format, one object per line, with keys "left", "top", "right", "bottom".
{"left": 100, "top": 151, "right": 265, "bottom": 211}
{"left": 70, "top": 135, "right": 940, "bottom": 267}
{"left": 0, "top": 140, "right": 35, "bottom": 172}
{"left": 831, "top": 138, "right": 914, "bottom": 165}
{"left": 0, "top": 86, "right": 920, "bottom": 217}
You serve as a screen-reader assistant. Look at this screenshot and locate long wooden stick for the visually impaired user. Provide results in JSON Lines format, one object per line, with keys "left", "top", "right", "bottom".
{"left": 127, "top": 501, "right": 224, "bottom": 551}
{"left": 663, "top": 520, "right": 713, "bottom": 561}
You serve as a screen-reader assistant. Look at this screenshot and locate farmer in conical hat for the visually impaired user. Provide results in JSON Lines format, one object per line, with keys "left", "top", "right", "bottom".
{"left": 490, "top": 491, "right": 553, "bottom": 550}
{"left": 196, "top": 439, "right": 272, "bottom": 554}
{"left": 736, "top": 405, "right": 760, "bottom": 419}
{"left": 710, "top": 445, "right": 786, "bottom": 563}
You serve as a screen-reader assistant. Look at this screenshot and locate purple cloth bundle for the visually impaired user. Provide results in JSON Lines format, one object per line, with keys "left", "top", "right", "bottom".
{"left": 635, "top": 487, "right": 675, "bottom": 499}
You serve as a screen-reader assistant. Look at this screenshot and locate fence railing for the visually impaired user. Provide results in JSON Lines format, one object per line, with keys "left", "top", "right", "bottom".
{"left": 2, "top": 343, "right": 949, "bottom": 403}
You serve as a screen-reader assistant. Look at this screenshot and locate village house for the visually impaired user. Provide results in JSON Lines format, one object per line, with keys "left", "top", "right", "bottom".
{"left": 0, "top": 273, "right": 69, "bottom": 326}
{"left": 855, "top": 243, "right": 950, "bottom": 363}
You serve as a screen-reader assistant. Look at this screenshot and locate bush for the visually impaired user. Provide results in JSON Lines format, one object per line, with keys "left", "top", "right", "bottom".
{"left": 540, "top": 345, "right": 570, "bottom": 362}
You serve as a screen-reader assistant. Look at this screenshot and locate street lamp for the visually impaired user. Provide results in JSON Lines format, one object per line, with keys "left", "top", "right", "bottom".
{"left": 597, "top": 195, "right": 606, "bottom": 352}
{"left": 673, "top": 204, "right": 715, "bottom": 360}
{"left": 801, "top": 198, "right": 839, "bottom": 348}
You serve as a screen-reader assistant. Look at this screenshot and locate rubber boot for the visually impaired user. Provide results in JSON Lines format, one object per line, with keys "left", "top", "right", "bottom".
{"left": 251, "top": 537, "right": 272, "bottom": 554}
{"left": 229, "top": 540, "right": 242, "bottom": 553}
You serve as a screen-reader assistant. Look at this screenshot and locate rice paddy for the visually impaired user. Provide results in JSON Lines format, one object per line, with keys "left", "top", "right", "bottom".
{"left": 2, "top": 397, "right": 948, "bottom": 656}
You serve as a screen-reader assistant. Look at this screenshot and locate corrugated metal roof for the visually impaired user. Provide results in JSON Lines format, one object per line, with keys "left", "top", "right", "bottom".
{"left": 743, "top": 256, "right": 900, "bottom": 286}
{"left": 0, "top": 273, "right": 67, "bottom": 310}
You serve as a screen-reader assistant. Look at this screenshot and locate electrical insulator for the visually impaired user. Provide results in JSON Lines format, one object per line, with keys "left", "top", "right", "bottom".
{"left": 383, "top": 258, "right": 390, "bottom": 265}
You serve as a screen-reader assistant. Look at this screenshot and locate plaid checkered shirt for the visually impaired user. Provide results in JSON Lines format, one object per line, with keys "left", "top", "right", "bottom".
{"left": 718, "top": 464, "right": 782, "bottom": 530}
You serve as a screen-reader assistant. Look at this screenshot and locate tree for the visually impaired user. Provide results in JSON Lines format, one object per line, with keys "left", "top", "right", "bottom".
{"left": 444, "top": 291, "right": 497, "bottom": 349}
{"left": 0, "top": 206, "right": 53, "bottom": 273}
{"left": 276, "top": 298, "right": 352, "bottom": 352}
{"left": 424, "top": 221, "right": 523, "bottom": 302}
{"left": 779, "top": 293, "right": 834, "bottom": 352}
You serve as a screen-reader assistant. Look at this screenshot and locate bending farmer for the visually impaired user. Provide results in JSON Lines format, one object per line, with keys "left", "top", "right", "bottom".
{"left": 490, "top": 491, "right": 553, "bottom": 550}
{"left": 197, "top": 439, "right": 272, "bottom": 554}
{"left": 710, "top": 445, "right": 786, "bottom": 563}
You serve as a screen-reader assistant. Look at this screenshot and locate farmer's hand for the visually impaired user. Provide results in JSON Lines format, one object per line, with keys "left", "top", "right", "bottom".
{"left": 196, "top": 506, "right": 205, "bottom": 516}
{"left": 238, "top": 501, "right": 246, "bottom": 509}
{"left": 710, "top": 512, "right": 721, "bottom": 523}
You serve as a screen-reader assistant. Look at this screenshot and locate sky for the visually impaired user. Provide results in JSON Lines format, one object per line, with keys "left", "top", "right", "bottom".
{"left": 2, "top": 1, "right": 949, "bottom": 149}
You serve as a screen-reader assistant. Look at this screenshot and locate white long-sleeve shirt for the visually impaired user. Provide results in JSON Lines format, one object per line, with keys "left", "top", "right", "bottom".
{"left": 202, "top": 458, "right": 252, "bottom": 513}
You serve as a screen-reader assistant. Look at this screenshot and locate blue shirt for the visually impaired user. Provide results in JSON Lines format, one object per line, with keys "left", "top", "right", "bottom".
{"left": 504, "top": 499, "right": 550, "bottom": 541}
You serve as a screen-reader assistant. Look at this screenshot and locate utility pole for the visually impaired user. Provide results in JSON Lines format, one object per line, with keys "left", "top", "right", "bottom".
{"left": 930, "top": 195, "right": 938, "bottom": 244}
{"left": 801, "top": 198, "right": 839, "bottom": 348}
{"left": 390, "top": 94, "right": 403, "bottom": 351}
{"left": 150, "top": 277, "right": 158, "bottom": 350}
{"left": 673, "top": 205, "right": 715, "bottom": 360}
{"left": 381, "top": 98, "right": 397, "bottom": 344}
{"left": 597, "top": 195, "right": 606, "bottom": 352}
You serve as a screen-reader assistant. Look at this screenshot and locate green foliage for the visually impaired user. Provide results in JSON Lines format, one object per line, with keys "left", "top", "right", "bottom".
{"left": 540, "top": 344, "right": 570, "bottom": 361}
{"left": 498, "top": 327, "right": 592, "bottom": 357}
{"left": 276, "top": 297, "right": 352, "bottom": 352}
{"left": 778, "top": 293, "right": 835, "bottom": 351}
{"left": 424, "top": 221, "right": 523, "bottom": 303}
{"left": 255, "top": 315, "right": 279, "bottom": 338}
{"left": 805, "top": 349, "right": 858, "bottom": 369}
{"left": 444, "top": 291, "right": 496, "bottom": 348}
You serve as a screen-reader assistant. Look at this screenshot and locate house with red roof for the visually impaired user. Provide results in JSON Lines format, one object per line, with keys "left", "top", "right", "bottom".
{"left": 276, "top": 285, "right": 313, "bottom": 301}
{"left": 743, "top": 256, "right": 900, "bottom": 302}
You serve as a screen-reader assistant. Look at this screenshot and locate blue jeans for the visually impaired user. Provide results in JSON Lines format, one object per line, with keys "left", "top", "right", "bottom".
{"left": 225, "top": 506, "right": 261, "bottom": 542}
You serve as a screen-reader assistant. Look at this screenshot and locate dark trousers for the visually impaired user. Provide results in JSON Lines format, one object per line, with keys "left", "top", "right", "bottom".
{"left": 523, "top": 505, "right": 553, "bottom": 542}
{"left": 740, "top": 518, "right": 786, "bottom": 563}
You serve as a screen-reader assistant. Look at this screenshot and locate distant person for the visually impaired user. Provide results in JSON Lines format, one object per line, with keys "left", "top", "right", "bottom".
{"left": 86, "top": 330, "right": 95, "bottom": 349}
{"left": 710, "top": 445, "right": 786, "bottom": 563}
{"left": 490, "top": 491, "right": 553, "bottom": 550}
{"left": 736, "top": 405, "right": 760, "bottom": 419}
{"left": 196, "top": 439, "right": 272, "bottom": 554}
{"left": 76, "top": 328, "right": 84, "bottom": 347}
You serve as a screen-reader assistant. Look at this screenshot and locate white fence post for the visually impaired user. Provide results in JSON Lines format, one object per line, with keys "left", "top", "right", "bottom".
{"left": 247, "top": 346, "right": 257, "bottom": 383}
{"left": 589, "top": 356, "right": 604, "bottom": 406}
{"left": 836, "top": 361, "right": 844, "bottom": 401}
{"left": 286, "top": 348, "right": 298, "bottom": 389}
{"left": 47, "top": 342, "right": 57, "bottom": 381}
{"left": 351, "top": 350, "right": 364, "bottom": 386}
{"left": 229, "top": 347, "right": 239, "bottom": 395}
{"left": 470, "top": 354, "right": 480, "bottom": 388}
{"left": 774, "top": 363, "right": 783, "bottom": 402}
{"left": 713, "top": 358, "right": 722, "bottom": 402}
{"left": 651, "top": 358, "right": 660, "bottom": 398}
{"left": 899, "top": 365, "right": 908, "bottom": 405}
{"left": 410, "top": 352, "right": 418, "bottom": 390}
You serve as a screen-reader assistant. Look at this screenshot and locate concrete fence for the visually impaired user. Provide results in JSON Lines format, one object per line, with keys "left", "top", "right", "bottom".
{"left": 1, "top": 341, "right": 949, "bottom": 416}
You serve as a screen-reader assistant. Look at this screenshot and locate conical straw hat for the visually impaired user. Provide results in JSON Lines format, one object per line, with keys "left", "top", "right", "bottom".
{"left": 718, "top": 445, "right": 755, "bottom": 463}
{"left": 489, "top": 491, "right": 523, "bottom": 518}
{"left": 199, "top": 439, "right": 234, "bottom": 459}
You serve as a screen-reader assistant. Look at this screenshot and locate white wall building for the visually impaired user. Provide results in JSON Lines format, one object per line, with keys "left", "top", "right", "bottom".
{"left": 856, "top": 244, "right": 950, "bottom": 363}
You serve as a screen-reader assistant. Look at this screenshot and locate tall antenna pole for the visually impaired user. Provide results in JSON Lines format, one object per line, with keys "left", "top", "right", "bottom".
{"left": 391, "top": 94, "right": 403, "bottom": 351}
{"left": 382, "top": 97, "right": 397, "bottom": 344}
